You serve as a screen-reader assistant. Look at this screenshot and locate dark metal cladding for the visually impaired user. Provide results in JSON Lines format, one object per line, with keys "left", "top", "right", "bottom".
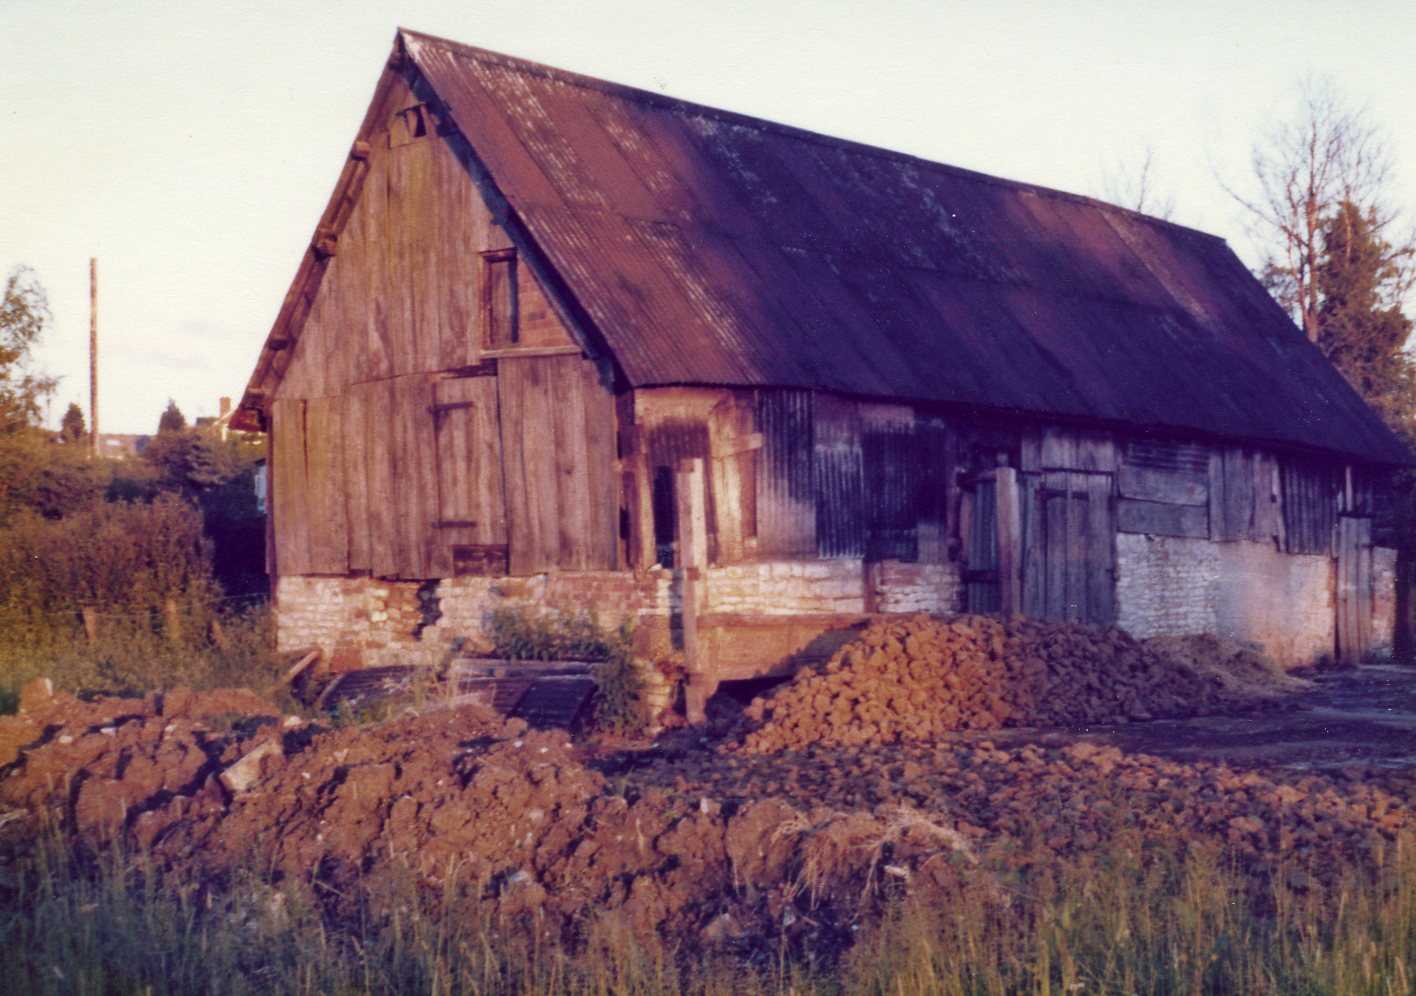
{"left": 755, "top": 390, "right": 816, "bottom": 556}
{"left": 400, "top": 29, "right": 1410, "bottom": 466}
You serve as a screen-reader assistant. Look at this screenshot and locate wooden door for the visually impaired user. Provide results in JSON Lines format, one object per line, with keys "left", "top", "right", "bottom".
{"left": 962, "top": 474, "right": 1000, "bottom": 613}
{"left": 432, "top": 376, "right": 507, "bottom": 576}
{"left": 1021, "top": 471, "right": 1116, "bottom": 624}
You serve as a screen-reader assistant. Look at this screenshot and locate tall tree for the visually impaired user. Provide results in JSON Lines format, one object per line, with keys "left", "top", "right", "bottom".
{"left": 1314, "top": 200, "right": 1415, "bottom": 433}
{"left": 1225, "top": 77, "right": 1412, "bottom": 343}
{"left": 60, "top": 402, "right": 86, "bottom": 443}
{"left": 158, "top": 399, "right": 187, "bottom": 434}
{"left": 0, "top": 266, "right": 57, "bottom": 432}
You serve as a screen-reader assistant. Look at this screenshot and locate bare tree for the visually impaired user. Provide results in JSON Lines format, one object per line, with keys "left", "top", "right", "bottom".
{"left": 1102, "top": 146, "right": 1176, "bottom": 220}
{"left": 1223, "top": 76, "right": 1410, "bottom": 341}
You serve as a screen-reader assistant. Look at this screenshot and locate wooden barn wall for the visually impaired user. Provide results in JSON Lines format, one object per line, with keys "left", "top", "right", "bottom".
{"left": 634, "top": 387, "right": 963, "bottom": 568}
{"left": 273, "top": 77, "right": 575, "bottom": 407}
{"left": 267, "top": 88, "right": 606, "bottom": 580}
{"left": 498, "top": 355, "right": 617, "bottom": 574}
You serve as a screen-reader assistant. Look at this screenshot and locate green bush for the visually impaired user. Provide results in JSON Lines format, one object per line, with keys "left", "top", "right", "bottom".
{"left": 486, "top": 608, "right": 644, "bottom": 734}
{"left": 0, "top": 496, "right": 283, "bottom": 700}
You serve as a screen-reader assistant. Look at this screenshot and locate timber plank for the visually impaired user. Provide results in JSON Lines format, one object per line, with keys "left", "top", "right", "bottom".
{"left": 1116, "top": 464, "right": 1207, "bottom": 506}
{"left": 1116, "top": 498, "right": 1210, "bottom": 538}
{"left": 304, "top": 396, "right": 349, "bottom": 573}
{"left": 1085, "top": 473, "right": 1116, "bottom": 624}
{"left": 368, "top": 378, "right": 400, "bottom": 577}
{"left": 1020, "top": 473, "right": 1045, "bottom": 618}
{"left": 555, "top": 355, "right": 594, "bottom": 569}
{"left": 344, "top": 386, "right": 371, "bottom": 572}
{"left": 1043, "top": 472, "right": 1068, "bottom": 620}
{"left": 580, "top": 361, "right": 617, "bottom": 569}
{"left": 270, "top": 399, "right": 311, "bottom": 575}
{"left": 1064, "top": 473, "right": 1086, "bottom": 623}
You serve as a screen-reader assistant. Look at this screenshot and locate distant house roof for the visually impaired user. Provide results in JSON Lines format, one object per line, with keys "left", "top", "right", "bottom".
{"left": 238, "top": 28, "right": 1411, "bottom": 465}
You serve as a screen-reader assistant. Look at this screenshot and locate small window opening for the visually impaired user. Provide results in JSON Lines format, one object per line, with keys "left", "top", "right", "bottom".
{"left": 390, "top": 104, "right": 430, "bottom": 147}
{"left": 480, "top": 249, "right": 519, "bottom": 349}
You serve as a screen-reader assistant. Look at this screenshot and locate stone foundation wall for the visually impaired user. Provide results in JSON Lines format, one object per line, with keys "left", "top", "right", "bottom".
{"left": 276, "top": 558, "right": 963, "bottom": 670}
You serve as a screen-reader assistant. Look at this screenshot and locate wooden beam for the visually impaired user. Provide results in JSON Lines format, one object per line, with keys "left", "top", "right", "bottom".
{"left": 677, "top": 457, "right": 711, "bottom": 724}
{"left": 994, "top": 466, "right": 1022, "bottom": 617}
{"left": 350, "top": 139, "right": 371, "bottom": 161}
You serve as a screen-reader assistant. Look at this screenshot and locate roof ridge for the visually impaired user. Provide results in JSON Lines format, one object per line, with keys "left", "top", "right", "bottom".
{"left": 397, "top": 27, "right": 1224, "bottom": 246}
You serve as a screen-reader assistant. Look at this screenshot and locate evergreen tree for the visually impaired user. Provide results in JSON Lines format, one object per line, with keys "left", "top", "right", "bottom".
{"left": 60, "top": 402, "right": 86, "bottom": 443}
{"left": 1315, "top": 200, "right": 1416, "bottom": 435}
{"left": 158, "top": 399, "right": 187, "bottom": 434}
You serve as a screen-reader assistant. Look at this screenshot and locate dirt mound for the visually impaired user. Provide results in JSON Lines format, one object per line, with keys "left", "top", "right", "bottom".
{"left": 0, "top": 683, "right": 989, "bottom": 952}
{"left": 738, "top": 615, "right": 1282, "bottom": 752}
{"left": 0, "top": 673, "right": 1410, "bottom": 962}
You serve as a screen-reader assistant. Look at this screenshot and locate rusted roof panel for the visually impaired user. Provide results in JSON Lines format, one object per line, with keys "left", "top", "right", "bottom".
{"left": 399, "top": 29, "right": 1409, "bottom": 465}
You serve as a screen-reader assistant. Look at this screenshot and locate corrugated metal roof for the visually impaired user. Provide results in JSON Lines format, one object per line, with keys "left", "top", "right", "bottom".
{"left": 239, "top": 28, "right": 1407, "bottom": 464}
{"left": 396, "top": 29, "right": 1408, "bottom": 465}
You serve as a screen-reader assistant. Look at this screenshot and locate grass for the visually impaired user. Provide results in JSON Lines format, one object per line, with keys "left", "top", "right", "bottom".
{"left": 0, "top": 828, "right": 1408, "bottom": 995}
{"left": 0, "top": 601, "right": 302, "bottom": 716}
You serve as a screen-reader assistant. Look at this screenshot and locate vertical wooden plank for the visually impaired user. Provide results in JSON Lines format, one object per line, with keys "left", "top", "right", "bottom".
{"left": 1065, "top": 473, "right": 1087, "bottom": 622}
{"left": 1348, "top": 515, "right": 1370, "bottom": 663}
{"left": 580, "top": 360, "right": 619, "bottom": 570}
{"left": 1086, "top": 473, "right": 1116, "bottom": 624}
{"left": 1044, "top": 478, "right": 1068, "bottom": 620}
{"left": 368, "top": 378, "right": 400, "bottom": 578}
{"left": 270, "top": 399, "right": 311, "bottom": 576}
{"left": 497, "top": 357, "right": 536, "bottom": 574}
{"left": 1019, "top": 430, "right": 1042, "bottom": 473}
{"left": 708, "top": 393, "right": 755, "bottom": 564}
{"left": 364, "top": 145, "right": 394, "bottom": 383}
{"left": 1040, "top": 428, "right": 1077, "bottom": 470}
{"left": 1020, "top": 474, "right": 1045, "bottom": 618}
{"left": 995, "top": 467, "right": 1021, "bottom": 617}
{"left": 303, "top": 396, "right": 349, "bottom": 574}
{"left": 550, "top": 355, "right": 592, "bottom": 569}
{"left": 677, "top": 458, "right": 710, "bottom": 724}
{"left": 623, "top": 393, "right": 656, "bottom": 569}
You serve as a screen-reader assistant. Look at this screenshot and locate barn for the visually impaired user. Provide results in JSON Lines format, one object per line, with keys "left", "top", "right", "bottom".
{"left": 232, "top": 29, "right": 1410, "bottom": 706}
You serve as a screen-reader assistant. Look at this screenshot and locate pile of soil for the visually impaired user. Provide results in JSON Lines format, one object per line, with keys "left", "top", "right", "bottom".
{"left": 0, "top": 680, "right": 990, "bottom": 951}
{"left": 1, "top": 671, "right": 1408, "bottom": 961}
{"left": 738, "top": 615, "right": 1292, "bottom": 753}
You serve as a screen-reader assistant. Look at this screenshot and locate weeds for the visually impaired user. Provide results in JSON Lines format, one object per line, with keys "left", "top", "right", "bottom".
{"left": 0, "top": 829, "right": 1408, "bottom": 994}
{"left": 487, "top": 608, "right": 645, "bottom": 734}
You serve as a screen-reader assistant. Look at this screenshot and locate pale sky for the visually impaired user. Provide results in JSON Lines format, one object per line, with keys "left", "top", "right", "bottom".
{"left": 4, "top": 0, "right": 1416, "bottom": 433}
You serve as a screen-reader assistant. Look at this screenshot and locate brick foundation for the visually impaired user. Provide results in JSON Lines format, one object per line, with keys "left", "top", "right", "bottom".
{"left": 276, "top": 559, "right": 963, "bottom": 670}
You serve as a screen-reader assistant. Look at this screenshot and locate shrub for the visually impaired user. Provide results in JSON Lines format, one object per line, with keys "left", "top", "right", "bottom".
{"left": 486, "top": 608, "right": 644, "bottom": 733}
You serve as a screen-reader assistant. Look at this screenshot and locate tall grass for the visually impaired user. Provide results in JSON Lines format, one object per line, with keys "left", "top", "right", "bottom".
{"left": 0, "top": 495, "right": 285, "bottom": 704}
{"left": 0, "top": 832, "right": 1408, "bottom": 994}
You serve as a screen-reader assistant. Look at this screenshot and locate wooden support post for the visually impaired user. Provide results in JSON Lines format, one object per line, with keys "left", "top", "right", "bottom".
{"left": 676, "top": 457, "right": 711, "bottom": 724}
{"left": 81, "top": 608, "right": 98, "bottom": 645}
{"left": 994, "top": 467, "right": 1022, "bottom": 618}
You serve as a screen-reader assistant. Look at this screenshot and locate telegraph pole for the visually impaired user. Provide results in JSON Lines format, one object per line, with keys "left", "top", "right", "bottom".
{"left": 89, "top": 258, "right": 98, "bottom": 457}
